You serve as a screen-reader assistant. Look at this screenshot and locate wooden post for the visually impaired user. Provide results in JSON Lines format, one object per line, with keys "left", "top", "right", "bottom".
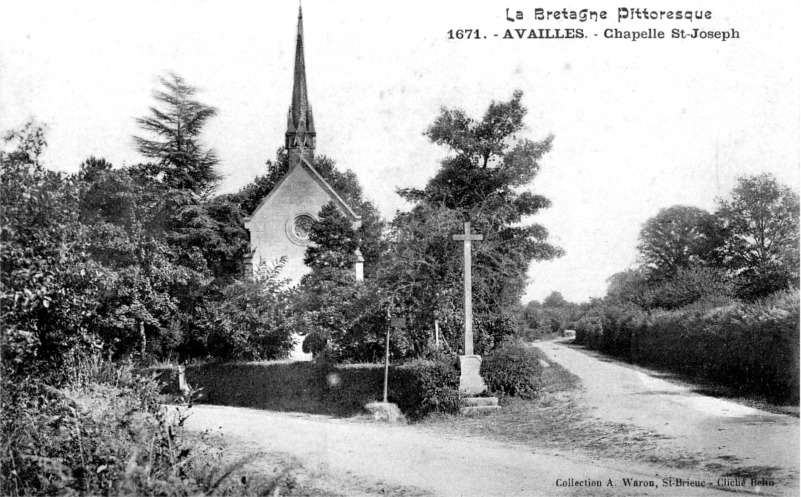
{"left": 386, "top": 317, "right": 406, "bottom": 403}
{"left": 383, "top": 326, "right": 390, "bottom": 403}
{"left": 434, "top": 319, "right": 440, "bottom": 349}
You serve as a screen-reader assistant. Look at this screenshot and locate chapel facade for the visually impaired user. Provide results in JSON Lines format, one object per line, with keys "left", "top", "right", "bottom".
{"left": 243, "top": 7, "right": 363, "bottom": 285}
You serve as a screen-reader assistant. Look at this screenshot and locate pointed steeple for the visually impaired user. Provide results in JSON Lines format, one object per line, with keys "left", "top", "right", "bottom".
{"left": 286, "top": 4, "right": 315, "bottom": 164}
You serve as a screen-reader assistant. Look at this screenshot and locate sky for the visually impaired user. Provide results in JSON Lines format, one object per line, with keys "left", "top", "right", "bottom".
{"left": 2, "top": 0, "right": 799, "bottom": 303}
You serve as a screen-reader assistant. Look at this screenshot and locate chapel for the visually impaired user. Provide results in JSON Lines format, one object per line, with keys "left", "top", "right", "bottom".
{"left": 243, "top": 6, "right": 363, "bottom": 285}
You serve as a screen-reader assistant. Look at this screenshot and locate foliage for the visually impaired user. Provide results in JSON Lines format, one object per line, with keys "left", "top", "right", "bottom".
{"left": 516, "top": 296, "right": 583, "bottom": 340}
{"left": 1, "top": 123, "right": 104, "bottom": 381}
{"left": 304, "top": 202, "right": 360, "bottom": 270}
{"left": 77, "top": 162, "right": 189, "bottom": 358}
{"left": 133, "top": 72, "right": 221, "bottom": 196}
{"left": 542, "top": 291, "right": 567, "bottom": 308}
{"left": 386, "top": 90, "right": 562, "bottom": 357}
{"left": 605, "top": 268, "right": 650, "bottom": 308}
{"left": 0, "top": 358, "right": 197, "bottom": 496}
{"left": 643, "top": 265, "right": 734, "bottom": 310}
{"left": 390, "top": 357, "right": 461, "bottom": 419}
{"left": 200, "top": 258, "right": 295, "bottom": 361}
{"left": 574, "top": 291, "right": 800, "bottom": 402}
{"left": 294, "top": 200, "right": 392, "bottom": 362}
{"left": 636, "top": 205, "right": 724, "bottom": 279}
{"left": 714, "top": 174, "right": 799, "bottom": 300}
{"left": 481, "top": 340, "right": 543, "bottom": 399}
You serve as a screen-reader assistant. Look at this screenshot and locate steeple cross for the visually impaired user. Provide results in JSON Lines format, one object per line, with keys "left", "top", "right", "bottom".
{"left": 452, "top": 221, "right": 483, "bottom": 355}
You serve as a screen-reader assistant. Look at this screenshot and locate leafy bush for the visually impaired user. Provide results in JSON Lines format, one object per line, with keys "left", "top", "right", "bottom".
{"left": 200, "top": 259, "right": 294, "bottom": 361}
{"left": 0, "top": 359, "right": 199, "bottom": 496}
{"left": 574, "top": 313, "right": 603, "bottom": 349}
{"left": 390, "top": 356, "right": 461, "bottom": 419}
{"left": 481, "top": 341, "right": 543, "bottom": 399}
{"left": 643, "top": 265, "right": 734, "bottom": 310}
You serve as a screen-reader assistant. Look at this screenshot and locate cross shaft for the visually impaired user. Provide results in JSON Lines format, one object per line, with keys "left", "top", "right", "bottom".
{"left": 452, "top": 221, "right": 483, "bottom": 355}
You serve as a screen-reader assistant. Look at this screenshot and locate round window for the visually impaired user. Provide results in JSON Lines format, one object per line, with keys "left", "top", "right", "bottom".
{"left": 293, "top": 215, "right": 314, "bottom": 240}
{"left": 286, "top": 213, "right": 317, "bottom": 245}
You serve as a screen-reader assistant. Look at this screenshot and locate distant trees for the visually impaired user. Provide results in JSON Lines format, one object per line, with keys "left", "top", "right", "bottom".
{"left": 636, "top": 205, "right": 723, "bottom": 280}
{"left": 543, "top": 291, "right": 568, "bottom": 308}
{"left": 607, "top": 173, "right": 798, "bottom": 311}
{"left": 717, "top": 173, "right": 800, "bottom": 300}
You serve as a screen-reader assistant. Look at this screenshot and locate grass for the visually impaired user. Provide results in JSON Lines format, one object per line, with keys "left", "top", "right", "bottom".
{"left": 187, "top": 427, "right": 433, "bottom": 496}
{"left": 421, "top": 346, "right": 723, "bottom": 472}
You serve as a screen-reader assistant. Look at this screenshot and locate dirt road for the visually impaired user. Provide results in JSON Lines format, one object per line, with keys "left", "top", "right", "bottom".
{"left": 184, "top": 404, "right": 729, "bottom": 496}
{"left": 534, "top": 340, "right": 799, "bottom": 488}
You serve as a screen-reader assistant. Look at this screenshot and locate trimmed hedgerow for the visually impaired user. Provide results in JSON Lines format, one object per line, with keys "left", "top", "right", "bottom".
{"left": 481, "top": 341, "right": 543, "bottom": 399}
{"left": 186, "top": 355, "right": 461, "bottom": 420}
{"left": 575, "top": 290, "right": 799, "bottom": 402}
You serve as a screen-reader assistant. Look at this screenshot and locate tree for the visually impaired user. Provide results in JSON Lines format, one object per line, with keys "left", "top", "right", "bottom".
{"left": 77, "top": 160, "right": 188, "bottom": 358}
{"left": 303, "top": 202, "right": 360, "bottom": 270}
{"left": 542, "top": 291, "right": 567, "bottom": 308}
{"left": 637, "top": 205, "right": 724, "bottom": 280}
{"left": 133, "top": 73, "right": 221, "bottom": 196}
{"left": 202, "top": 258, "right": 294, "bottom": 361}
{"left": 605, "top": 268, "right": 650, "bottom": 307}
{"left": 716, "top": 174, "right": 800, "bottom": 299}
{"left": 1, "top": 123, "right": 104, "bottom": 379}
{"left": 294, "top": 206, "right": 390, "bottom": 361}
{"left": 643, "top": 265, "right": 735, "bottom": 310}
{"left": 387, "top": 90, "right": 562, "bottom": 353}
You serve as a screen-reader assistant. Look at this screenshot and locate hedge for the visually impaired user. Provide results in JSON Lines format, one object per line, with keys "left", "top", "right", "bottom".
{"left": 184, "top": 357, "right": 461, "bottom": 420}
{"left": 574, "top": 290, "right": 799, "bottom": 402}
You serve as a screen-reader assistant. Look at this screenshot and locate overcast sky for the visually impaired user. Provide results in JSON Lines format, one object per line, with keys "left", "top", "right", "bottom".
{"left": 2, "top": 0, "right": 799, "bottom": 303}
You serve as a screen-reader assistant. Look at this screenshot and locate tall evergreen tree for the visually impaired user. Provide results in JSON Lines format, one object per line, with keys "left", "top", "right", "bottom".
{"left": 133, "top": 72, "right": 221, "bottom": 196}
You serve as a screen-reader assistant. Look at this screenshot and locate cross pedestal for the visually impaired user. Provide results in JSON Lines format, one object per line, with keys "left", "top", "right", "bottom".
{"left": 452, "top": 221, "right": 487, "bottom": 396}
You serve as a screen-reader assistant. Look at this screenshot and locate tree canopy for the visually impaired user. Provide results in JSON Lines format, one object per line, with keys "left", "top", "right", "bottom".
{"left": 133, "top": 73, "right": 221, "bottom": 196}
{"left": 636, "top": 205, "right": 723, "bottom": 280}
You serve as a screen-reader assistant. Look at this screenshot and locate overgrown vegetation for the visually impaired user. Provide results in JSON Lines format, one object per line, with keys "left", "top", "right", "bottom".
{"left": 1, "top": 357, "right": 241, "bottom": 496}
{"left": 0, "top": 76, "right": 300, "bottom": 495}
{"left": 558, "top": 173, "right": 801, "bottom": 404}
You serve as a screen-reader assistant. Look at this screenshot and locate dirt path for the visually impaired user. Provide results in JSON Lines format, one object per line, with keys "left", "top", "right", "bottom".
{"left": 183, "top": 403, "right": 761, "bottom": 496}
{"left": 534, "top": 340, "right": 800, "bottom": 490}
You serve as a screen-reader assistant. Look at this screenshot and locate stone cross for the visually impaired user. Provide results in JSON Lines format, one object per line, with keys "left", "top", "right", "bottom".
{"left": 452, "top": 221, "right": 483, "bottom": 355}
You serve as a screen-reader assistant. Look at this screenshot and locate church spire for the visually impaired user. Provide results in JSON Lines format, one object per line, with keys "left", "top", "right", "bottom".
{"left": 286, "top": 4, "right": 315, "bottom": 164}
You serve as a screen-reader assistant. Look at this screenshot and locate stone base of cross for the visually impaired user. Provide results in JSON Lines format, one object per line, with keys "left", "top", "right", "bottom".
{"left": 453, "top": 221, "right": 488, "bottom": 396}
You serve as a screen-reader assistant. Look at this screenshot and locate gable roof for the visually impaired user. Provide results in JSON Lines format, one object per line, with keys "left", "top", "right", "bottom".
{"left": 246, "top": 158, "right": 362, "bottom": 224}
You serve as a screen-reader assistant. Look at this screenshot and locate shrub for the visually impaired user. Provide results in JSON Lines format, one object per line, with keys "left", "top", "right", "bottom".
{"left": 390, "top": 356, "right": 461, "bottom": 419}
{"left": 0, "top": 360, "right": 198, "bottom": 496}
{"left": 481, "top": 341, "right": 543, "bottom": 399}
